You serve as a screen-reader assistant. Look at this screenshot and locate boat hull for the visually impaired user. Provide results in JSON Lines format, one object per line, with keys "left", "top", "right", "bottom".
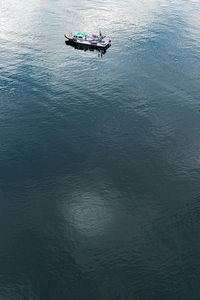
{"left": 64, "top": 34, "right": 111, "bottom": 49}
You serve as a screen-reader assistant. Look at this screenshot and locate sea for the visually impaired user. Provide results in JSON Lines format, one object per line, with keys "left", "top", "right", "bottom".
{"left": 0, "top": 0, "right": 200, "bottom": 299}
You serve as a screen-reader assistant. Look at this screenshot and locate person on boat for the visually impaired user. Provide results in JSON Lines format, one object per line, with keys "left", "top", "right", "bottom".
{"left": 99, "top": 31, "right": 104, "bottom": 42}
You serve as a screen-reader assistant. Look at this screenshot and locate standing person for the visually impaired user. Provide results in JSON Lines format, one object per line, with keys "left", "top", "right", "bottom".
{"left": 99, "top": 30, "right": 102, "bottom": 40}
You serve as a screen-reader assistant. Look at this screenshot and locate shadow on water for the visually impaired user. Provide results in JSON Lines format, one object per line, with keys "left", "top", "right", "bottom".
{"left": 65, "top": 40, "right": 110, "bottom": 57}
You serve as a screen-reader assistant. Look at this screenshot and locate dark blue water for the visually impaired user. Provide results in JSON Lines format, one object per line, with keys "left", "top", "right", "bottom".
{"left": 1, "top": 0, "right": 200, "bottom": 299}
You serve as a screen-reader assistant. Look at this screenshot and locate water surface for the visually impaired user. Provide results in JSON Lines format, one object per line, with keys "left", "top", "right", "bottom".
{"left": 0, "top": 0, "right": 200, "bottom": 299}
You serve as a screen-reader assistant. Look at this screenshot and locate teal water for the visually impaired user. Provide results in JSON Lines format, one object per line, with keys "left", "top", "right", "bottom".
{"left": 1, "top": 0, "right": 200, "bottom": 299}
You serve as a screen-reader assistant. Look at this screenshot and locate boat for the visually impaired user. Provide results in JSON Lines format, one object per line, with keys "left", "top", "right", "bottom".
{"left": 64, "top": 31, "right": 111, "bottom": 49}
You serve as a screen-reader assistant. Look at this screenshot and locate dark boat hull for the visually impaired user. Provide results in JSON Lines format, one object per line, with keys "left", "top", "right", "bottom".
{"left": 64, "top": 34, "right": 111, "bottom": 49}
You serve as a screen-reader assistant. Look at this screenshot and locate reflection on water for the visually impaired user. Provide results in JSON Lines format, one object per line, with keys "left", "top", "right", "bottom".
{"left": 66, "top": 190, "right": 114, "bottom": 237}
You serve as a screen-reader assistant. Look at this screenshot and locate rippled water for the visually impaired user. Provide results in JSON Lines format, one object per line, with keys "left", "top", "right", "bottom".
{"left": 1, "top": 0, "right": 200, "bottom": 299}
